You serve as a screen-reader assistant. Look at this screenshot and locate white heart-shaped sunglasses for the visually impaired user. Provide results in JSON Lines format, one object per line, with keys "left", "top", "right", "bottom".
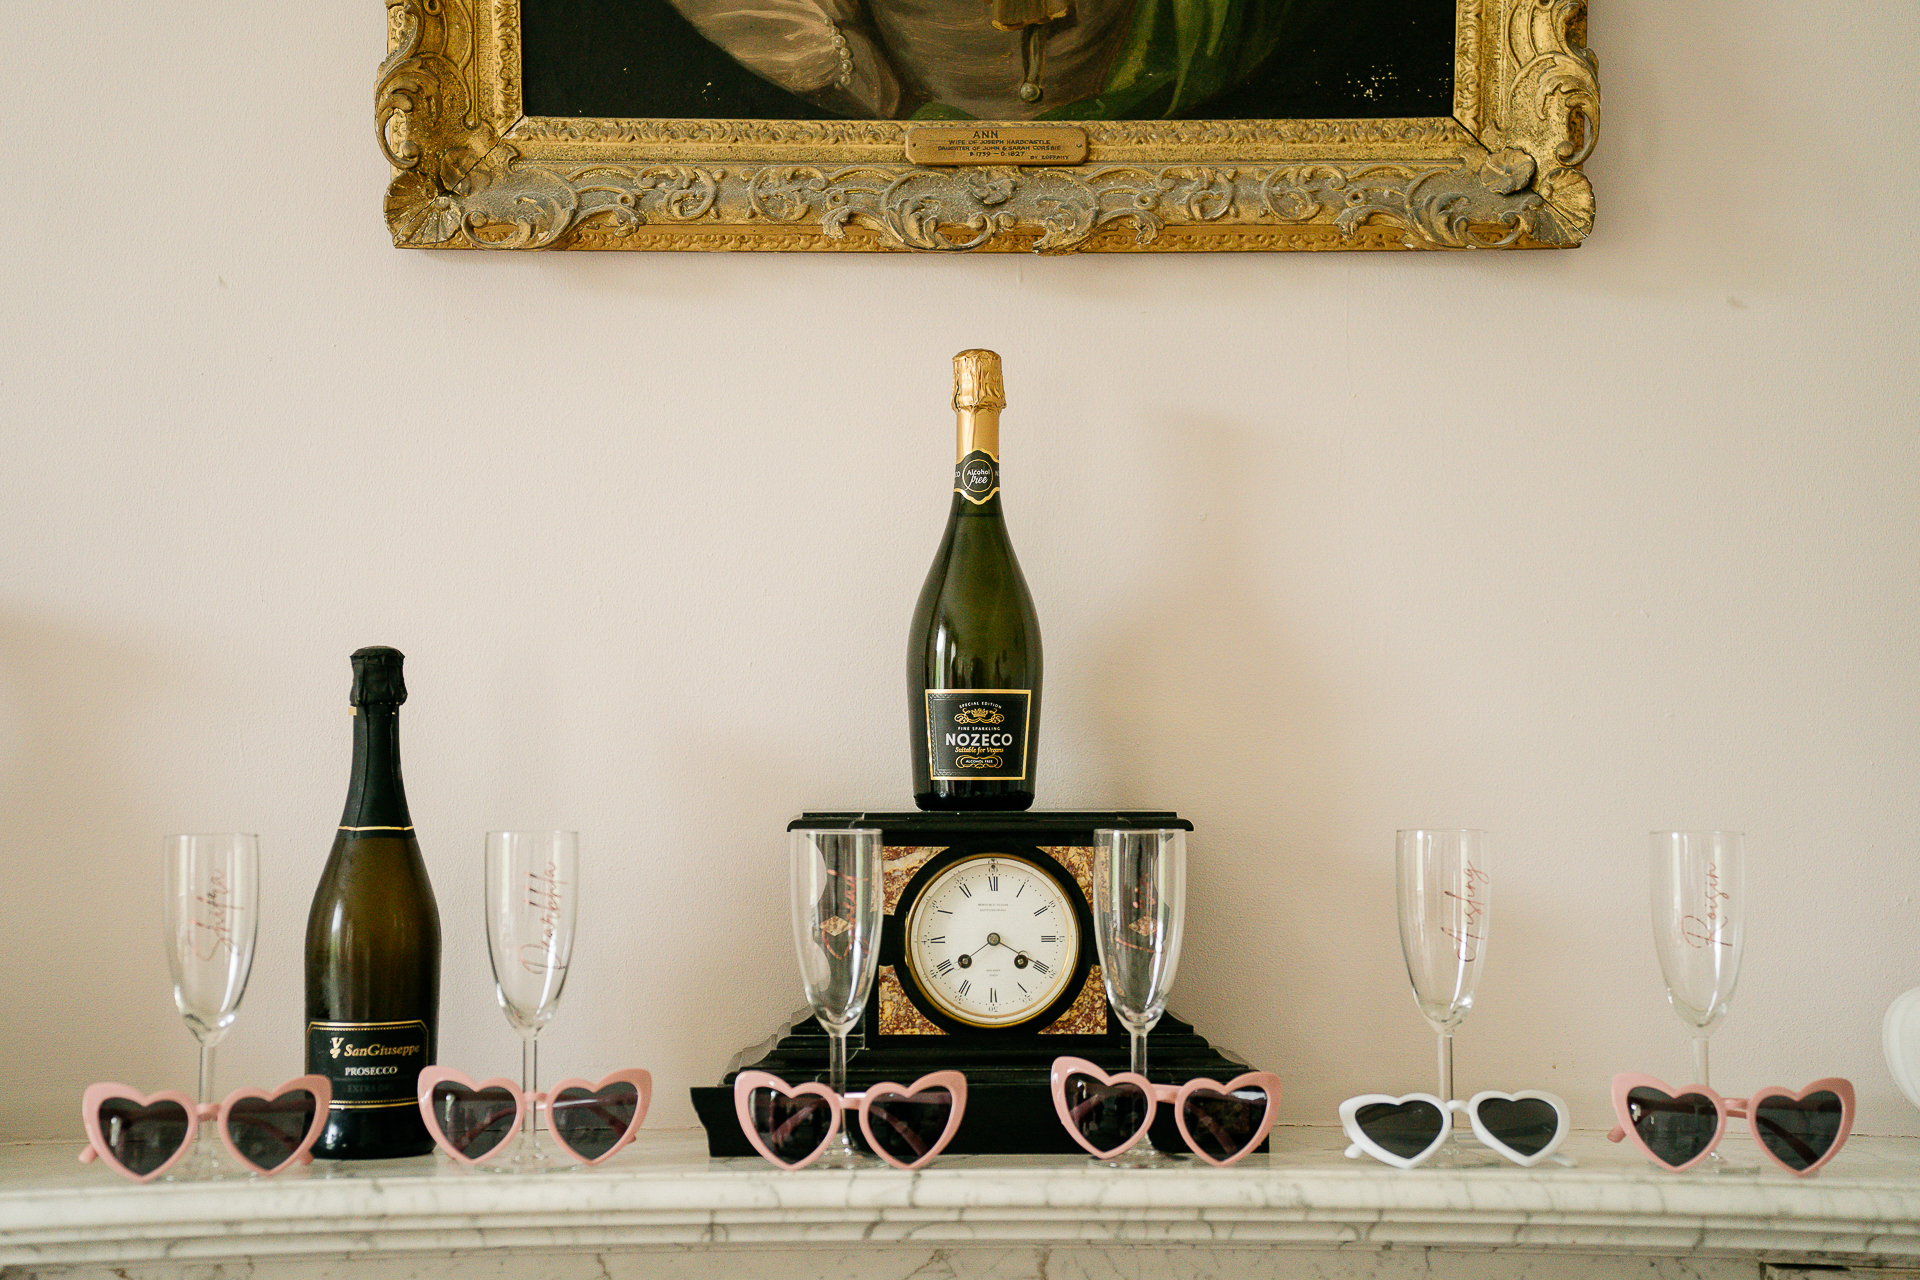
{"left": 1339, "top": 1089, "right": 1571, "bottom": 1169}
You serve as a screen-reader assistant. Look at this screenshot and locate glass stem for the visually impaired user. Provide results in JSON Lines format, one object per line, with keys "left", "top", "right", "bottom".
{"left": 195, "top": 1041, "right": 217, "bottom": 1165}
{"left": 828, "top": 1028, "right": 857, "bottom": 1158}
{"left": 1692, "top": 1035, "right": 1710, "bottom": 1090}
{"left": 1130, "top": 1025, "right": 1149, "bottom": 1079}
{"left": 1437, "top": 1030, "right": 1454, "bottom": 1105}
{"left": 523, "top": 1035, "right": 540, "bottom": 1152}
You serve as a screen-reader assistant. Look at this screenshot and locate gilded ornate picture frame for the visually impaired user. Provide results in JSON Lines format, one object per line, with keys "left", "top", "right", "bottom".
{"left": 377, "top": 0, "right": 1598, "bottom": 253}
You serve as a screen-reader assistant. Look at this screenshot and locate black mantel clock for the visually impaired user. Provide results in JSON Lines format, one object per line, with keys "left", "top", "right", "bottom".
{"left": 689, "top": 811, "right": 1268, "bottom": 1156}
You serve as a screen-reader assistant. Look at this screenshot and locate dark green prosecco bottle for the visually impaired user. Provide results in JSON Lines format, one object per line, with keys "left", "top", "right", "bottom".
{"left": 304, "top": 646, "right": 442, "bottom": 1159}
{"left": 908, "top": 349, "right": 1044, "bottom": 811}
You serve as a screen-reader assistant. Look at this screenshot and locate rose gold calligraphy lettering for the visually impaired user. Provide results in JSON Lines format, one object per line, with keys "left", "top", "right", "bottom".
{"left": 820, "top": 867, "right": 857, "bottom": 961}
{"left": 191, "top": 869, "right": 242, "bottom": 962}
{"left": 1115, "top": 874, "right": 1155, "bottom": 955}
{"left": 1680, "top": 862, "right": 1733, "bottom": 950}
{"left": 1441, "top": 862, "right": 1489, "bottom": 963}
{"left": 519, "top": 857, "right": 568, "bottom": 975}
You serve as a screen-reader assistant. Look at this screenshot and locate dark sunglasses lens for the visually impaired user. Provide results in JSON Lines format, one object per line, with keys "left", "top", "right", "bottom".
{"left": 1473, "top": 1097, "right": 1561, "bottom": 1158}
{"left": 96, "top": 1097, "right": 192, "bottom": 1177}
{"left": 1626, "top": 1086, "right": 1720, "bottom": 1167}
{"left": 1181, "top": 1085, "right": 1270, "bottom": 1162}
{"left": 1752, "top": 1091, "right": 1845, "bottom": 1171}
{"left": 429, "top": 1084, "right": 519, "bottom": 1159}
{"left": 225, "top": 1090, "right": 320, "bottom": 1171}
{"left": 551, "top": 1083, "right": 640, "bottom": 1161}
{"left": 863, "top": 1087, "right": 955, "bottom": 1166}
{"left": 1354, "top": 1100, "right": 1446, "bottom": 1159}
{"left": 744, "top": 1087, "right": 834, "bottom": 1165}
{"left": 1062, "top": 1073, "right": 1149, "bottom": 1151}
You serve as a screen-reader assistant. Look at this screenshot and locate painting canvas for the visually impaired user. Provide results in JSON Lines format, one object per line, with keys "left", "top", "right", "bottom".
{"left": 520, "top": 0, "right": 1456, "bottom": 123}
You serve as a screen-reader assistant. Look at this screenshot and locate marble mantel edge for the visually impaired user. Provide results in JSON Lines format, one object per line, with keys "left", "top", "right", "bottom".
{"left": 5, "top": 1130, "right": 1920, "bottom": 1269}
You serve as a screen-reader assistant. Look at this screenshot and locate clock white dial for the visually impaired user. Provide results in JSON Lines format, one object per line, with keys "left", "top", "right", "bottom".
{"left": 903, "top": 853, "right": 1080, "bottom": 1028}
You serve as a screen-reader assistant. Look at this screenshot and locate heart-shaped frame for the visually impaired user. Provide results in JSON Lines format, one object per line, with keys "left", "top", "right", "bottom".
{"left": 1172, "top": 1072, "right": 1281, "bottom": 1168}
{"left": 1745, "top": 1077, "right": 1854, "bottom": 1177}
{"left": 1049, "top": 1058, "right": 1157, "bottom": 1161}
{"left": 215, "top": 1075, "right": 330, "bottom": 1175}
{"left": 1463, "top": 1089, "right": 1569, "bottom": 1167}
{"left": 1608, "top": 1074, "right": 1729, "bottom": 1172}
{"left": 79, "top": 1082, "right": 199, "bottom": 1183}
{"left": 416, "top": 1067, "right": 527, "bottom": 1167}
{"left": 855, "top": 1071, "right": 967, "bottom": 1170}
{"left": 733, "top": 1071, "right": 844, "bottom": 1170}
{"left": 1338, "top": 1092, "right": 1451, "bottom": 1169}
{"left": 544, "top": 1069, "right": 653, "bottom": 1166}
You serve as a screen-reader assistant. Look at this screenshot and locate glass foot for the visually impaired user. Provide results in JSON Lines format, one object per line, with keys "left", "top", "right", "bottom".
{"left": 1425, "top": 1134, "right": 1503, "bottom": 1169}
{"left": 1679, "top": 1151, "right": 1749, "bottom": 1175}
{"left": 808, "top": 1146, "right": 881, "bottom": 1169}
{"left": 165, "top": 1145, "right": 237, "bottom": 1181}
{"left": 1100, "top": 1144, "right": 1181, "bottom": 1169}
{"left": 484, "top": 1151, "right": 565, "bottom": 1172}
{"left": 482, "top": 1133, "right": 572, "bottom": 1173}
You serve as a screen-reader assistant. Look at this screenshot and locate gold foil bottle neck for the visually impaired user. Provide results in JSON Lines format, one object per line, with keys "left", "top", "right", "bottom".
{"left": 952, "top": 349, "right": 1007, "bottom": 411}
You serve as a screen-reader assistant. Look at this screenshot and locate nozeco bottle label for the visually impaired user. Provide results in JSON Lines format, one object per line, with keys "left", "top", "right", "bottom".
{"left": 925, "top": 690, "right": 1031, "bottom": 780}
{"left": 954, "top": 450, "right": 1000, "bottom": 504}
{"left": 308, "top": 1020, "right": 430, "bottom": 1110}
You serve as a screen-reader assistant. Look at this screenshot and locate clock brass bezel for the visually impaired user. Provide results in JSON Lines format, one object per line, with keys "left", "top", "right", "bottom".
{"left": 891, "top": 846, "right": 1095, "bottom": 1035}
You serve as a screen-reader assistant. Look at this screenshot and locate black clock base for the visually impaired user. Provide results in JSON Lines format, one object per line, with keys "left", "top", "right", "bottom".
{"left": 691, "top": 1008, "right": 1270, "bottom": 1157}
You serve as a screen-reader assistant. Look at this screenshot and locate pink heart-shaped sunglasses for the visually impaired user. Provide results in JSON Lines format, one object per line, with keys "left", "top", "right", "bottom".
{"left": 1607, "top": 1073, "right": 1854, "bottom": 1176}
{"left": 1049, "top": 1056, "right": 1279, "bottom": 1167}
{"left": 78, "top": 1076, "right": 330, "bottom": 1181}
{"left": 417, "top": 1066, "right": 652, "bottom": 1166}
{"left": 733, "top": 1070, "right": 967, "bottom": 1170}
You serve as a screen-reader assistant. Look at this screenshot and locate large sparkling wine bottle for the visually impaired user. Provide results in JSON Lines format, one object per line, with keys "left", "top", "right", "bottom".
{"left": 908, "top": 349, "right": 1044, "bottom": 811}
{"left": 304, "top": 646, "right": 442, "bottom": 1159}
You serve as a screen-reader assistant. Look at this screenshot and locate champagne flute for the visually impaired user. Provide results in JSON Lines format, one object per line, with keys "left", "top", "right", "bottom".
{"left": 788, "top": 828, "right": 882, "bottom": 1168}
{"left": 484, "top": 831, "right": 577, "bottom": 1171}
{"left": 1650, "top": 830, "right": 1744, "bottom": 1167}
{"left": 163, "top": 834, "right": 260, "bottom": 1179}
{"left": 1396, "top": 829, "right": 1492, "bottom": 1166}
{"left": 1091, "top": 827, "right": 1187, "bottom": 1167}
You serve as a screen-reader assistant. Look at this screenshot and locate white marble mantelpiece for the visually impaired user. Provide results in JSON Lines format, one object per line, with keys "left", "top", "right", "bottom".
{"left": 5, "top": 1129, "right": 1920, "bottom": 1280}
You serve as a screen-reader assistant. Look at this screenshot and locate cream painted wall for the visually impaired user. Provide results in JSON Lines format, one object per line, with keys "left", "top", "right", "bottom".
{"left": 3, "top": 0, "right": 1917, "bottom": 1146}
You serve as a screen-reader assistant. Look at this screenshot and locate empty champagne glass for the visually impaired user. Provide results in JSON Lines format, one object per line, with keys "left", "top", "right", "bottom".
{"left": 163, "top": 834, "right": 260, "bottom": 1179}
{"left": 1091, "top": 827, "right": 1187, "bottom": 1167}
{"left": 484, "top": 831, "right": 578, "bottom": 1171}
{"left": 788, "top": 828, "right": 882, "bottom": 1168}
{"left": 1396, "top": 829, "right": 1493, "bottom": 1166}
{"left": 1650, "top": 830, "right": 1744, "bottom": 1167}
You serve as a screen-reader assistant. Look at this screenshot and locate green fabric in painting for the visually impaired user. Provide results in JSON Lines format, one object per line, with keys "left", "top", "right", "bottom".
{"left": 1051, "top": 0, "right": 1317, "bottom": 118}
{"left": 910, "top": 0, "right": 1337, "bottom": 120}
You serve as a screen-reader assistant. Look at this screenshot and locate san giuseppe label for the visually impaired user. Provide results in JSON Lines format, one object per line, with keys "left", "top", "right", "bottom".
{"left": 307, "top": 1019, "right": 430, "bottom": 1110}
{"left": 925, "top": 690, "right": 1031, "bottom": 781}
{"left": 954, "top": 449, "right": 999, "bottom": 504}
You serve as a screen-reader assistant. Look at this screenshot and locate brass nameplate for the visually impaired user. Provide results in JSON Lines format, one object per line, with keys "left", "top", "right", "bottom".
{"left": 906, "top": 126, "right": 1089, "bottom": 166}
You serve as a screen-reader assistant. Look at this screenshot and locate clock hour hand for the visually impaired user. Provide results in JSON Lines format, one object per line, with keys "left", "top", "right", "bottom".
{"left": 976, "top": 931, "right": 1037, "bottom": 967}
{"left": 959, "top": 932, "right": 1011, "bottom": 969}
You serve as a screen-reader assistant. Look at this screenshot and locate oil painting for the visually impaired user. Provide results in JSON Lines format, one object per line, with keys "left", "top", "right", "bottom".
{"left": 378, "top": 0, "right": 1598, "bottom": 252}
{"left": 519, "top": 0, "right": 1454, "bottom": 123}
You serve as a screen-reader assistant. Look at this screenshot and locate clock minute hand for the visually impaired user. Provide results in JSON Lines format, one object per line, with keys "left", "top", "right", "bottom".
{"left": 958, "top": 933, "right": 1002, "bottom": 969}
{"left": 980, "top": 932, "right": 1040, "bottom": 970}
